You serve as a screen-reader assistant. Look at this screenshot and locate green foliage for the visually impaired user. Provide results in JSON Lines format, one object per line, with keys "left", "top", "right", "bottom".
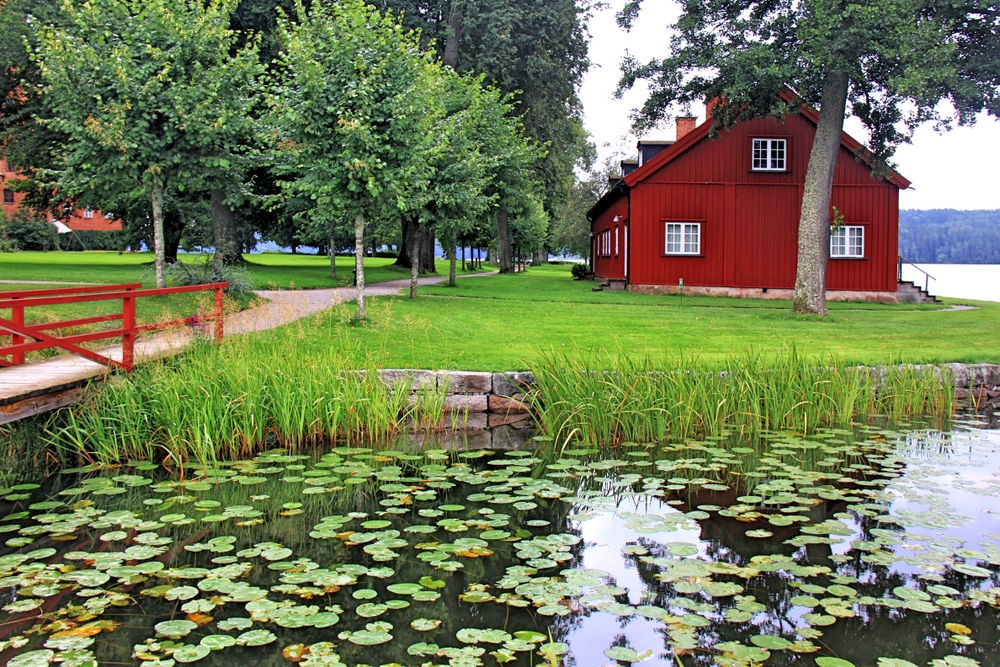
{"left": 270, "top": 0, "right": 438, "bottom": 225}
{"left": 899, "top": 209, "right": 1000, "bottom": 264}
{"left": 36, "top": 0, "right": 264, "bottom": 284}
{"left": 570, "top": 263, "right": 589, "bottom": 280}
{"left": 1, "top": 209, "right": 58, "bottom": 251}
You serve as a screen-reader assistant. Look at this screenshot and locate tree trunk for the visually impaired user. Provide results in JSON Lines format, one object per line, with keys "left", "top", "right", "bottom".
{"left": 793, "top": 71, "right": 850, "bottom": 316}
{"left": 150, "top": 184, "right": 167, "bottom": 288}
{"left": 443, "top": 1, "right": 465, "bottom": 69}
{"left": 533, "top": 247, "right": 549, "bottom": 265}
{"left": 448, "top": 243, "right": 457, "bottom": 286}
{"left": 354, "top": 212, "right": 366, "bottom": 320}
{"left": 420, "top": 225, "right": 436, "bottom": 273}
{"left": 497, "top": 206, "right": 513, "bottom": 273}
{"left": 210, "top": 189, "right": 241, "bottom": 265}
{"left": 409, "top": 223, "right": 421, "bottom": 299}
{"left": 328, "top": 220, "right": 337, "bottom": 279}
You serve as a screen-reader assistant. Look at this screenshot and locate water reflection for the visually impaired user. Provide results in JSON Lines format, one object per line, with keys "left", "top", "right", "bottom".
{"left": 0, "top": 421, "right": 996, "bottom": 667}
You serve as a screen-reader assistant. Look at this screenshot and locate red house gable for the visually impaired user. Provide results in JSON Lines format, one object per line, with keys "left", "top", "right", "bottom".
{"left": 589, "top": 100, "right": 910, "bottom": 302}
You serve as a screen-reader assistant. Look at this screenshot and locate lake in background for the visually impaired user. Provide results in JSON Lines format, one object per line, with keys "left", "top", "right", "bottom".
{"left": 900, "top": 263, "right": 1000, "bottom": 303}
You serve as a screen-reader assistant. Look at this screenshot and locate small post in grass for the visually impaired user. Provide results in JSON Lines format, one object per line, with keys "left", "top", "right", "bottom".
{"left": 679, "top": 277, "right": 684, "bottom": 306}
{"left": 214, "top": 284, "right": 224, "bottom": 342}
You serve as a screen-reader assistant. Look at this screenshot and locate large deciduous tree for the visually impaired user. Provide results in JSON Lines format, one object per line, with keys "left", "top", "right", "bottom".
{"left": 36, "top": 0, "right": 262, "bottom": 287}
{"left": 617, "top": 0, "right": 1000, "bottom": 314}
{"left": 272, "top": 0, "right": 438, "bottom": 320}
{"left": 380, "top": 0, "right": 593, "bottom": 267}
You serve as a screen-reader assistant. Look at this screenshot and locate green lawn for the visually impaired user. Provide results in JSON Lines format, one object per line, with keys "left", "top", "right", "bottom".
{"left": 260, "top": 263, "right": 999, "bottom": 370}
{"left": 0, "top": 250, "right": 483, "bottom": 290}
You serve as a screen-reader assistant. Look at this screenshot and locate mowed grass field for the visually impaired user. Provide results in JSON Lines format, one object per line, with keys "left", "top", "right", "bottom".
{"left": 260, "top": 263, "right": 1000, "bottom": 370}
{"left": 0, "top": 251, "right": 481, "bottom": 290}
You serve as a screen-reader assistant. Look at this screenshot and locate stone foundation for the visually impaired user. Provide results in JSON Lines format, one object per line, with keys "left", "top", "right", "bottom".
{"left": 628, "top": 283, "right": 899, "bottom": 304}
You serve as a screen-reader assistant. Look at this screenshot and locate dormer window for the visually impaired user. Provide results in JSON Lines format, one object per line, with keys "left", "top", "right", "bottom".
{"left": 752, "top": 138, "right": 786, "bottom": 171}
{"left": 83, "top": 208, "right": 94, "bottom": 219}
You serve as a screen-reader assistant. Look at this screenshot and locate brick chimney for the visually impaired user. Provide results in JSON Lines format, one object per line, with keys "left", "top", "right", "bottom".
{"left": 676, "top": 117, "right": 698, "bottom": 140}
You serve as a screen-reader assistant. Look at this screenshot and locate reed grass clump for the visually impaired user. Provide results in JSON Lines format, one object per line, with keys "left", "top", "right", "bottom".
{"left": 529, "top": 349, "right": 954, "bottom": 447}
{"left": 48, "top": 334, "right": 441, "bottom": 466}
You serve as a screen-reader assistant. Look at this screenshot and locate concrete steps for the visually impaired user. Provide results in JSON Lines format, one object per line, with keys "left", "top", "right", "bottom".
{"left": 896, "top": 280, "right": 940, "bottom": 304}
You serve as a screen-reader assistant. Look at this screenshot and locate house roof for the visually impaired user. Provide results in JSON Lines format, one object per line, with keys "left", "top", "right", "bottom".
{"left": 623, "top": 92, "right": 911, "bottom": 190}
{"left": 586, "top": 182, "right": 627, "bottom": 221}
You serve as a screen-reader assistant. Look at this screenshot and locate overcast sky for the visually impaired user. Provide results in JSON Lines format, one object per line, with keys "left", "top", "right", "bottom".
{"left": 579, "top": 1, "right": 1000, "bottom": 211}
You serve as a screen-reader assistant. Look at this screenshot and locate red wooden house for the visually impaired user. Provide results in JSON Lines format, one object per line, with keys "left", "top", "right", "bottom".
{"left": 587, "top": 100, "right": 913, "bottom": 303}
{"left": 2, "top": 157, "right": 120, "bottom": 233}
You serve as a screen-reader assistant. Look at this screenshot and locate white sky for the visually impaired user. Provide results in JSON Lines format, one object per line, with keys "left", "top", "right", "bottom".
{"left": 579, "top": 0, "right": 1000, "bottom": 210}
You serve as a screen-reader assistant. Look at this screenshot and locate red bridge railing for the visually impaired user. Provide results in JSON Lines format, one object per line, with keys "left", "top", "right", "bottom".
{"left": 0, "top": 282, "right": 228, "bottom": 370}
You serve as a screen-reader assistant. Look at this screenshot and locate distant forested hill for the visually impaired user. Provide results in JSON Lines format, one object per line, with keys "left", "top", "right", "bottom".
{"left": 899, "top": 209, "right": 1000, "bottom": 264}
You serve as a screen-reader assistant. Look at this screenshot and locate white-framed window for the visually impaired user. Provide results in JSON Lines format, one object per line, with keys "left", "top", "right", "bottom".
{"left": 665, "top": 222, "right": 701, "bottom": 255}
{"left": 752, "top": 138, "right": 786, "bottom": 171}
{"left": 614, "top": 226, "right": 619, "bottom": 256}
{"left": 2, "top": 189, "right": 13, "bottom": 205}
{"left": 830, "top": 225, "right": 865, "bottom": 258}
{"left": 83, "top": 208, "right": 94, "bottom": 219}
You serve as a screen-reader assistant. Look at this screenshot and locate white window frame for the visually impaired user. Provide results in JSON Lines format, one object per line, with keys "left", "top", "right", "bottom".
{"left": 830, "top": 225, "right": 865, "bottom": 258}
{"left": 664, "top": 222, "right": 701, "bottom": 255}
{"left": 83, "top": 208, "right": 94, "bottom": 219}
{"left": 614, "top": 226, "right": 619, "bottom": 256}
{"left": 752, "top": 138, "right": 787, "bottom": 171}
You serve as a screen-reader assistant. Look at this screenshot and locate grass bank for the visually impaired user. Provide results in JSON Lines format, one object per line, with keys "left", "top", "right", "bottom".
{"left": 530, "top": 350, "right": 954, "bottom": 447}
{"left": 257, "top": 263, "right": 999, "bottom": 369}
{"left": 45, "top": 335, "right": 454, "bottom": 467}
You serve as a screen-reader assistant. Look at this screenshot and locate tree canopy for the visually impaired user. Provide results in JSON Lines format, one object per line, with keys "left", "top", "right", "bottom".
{"left": 36, "top": 0, "right": 263, "bottom": 286}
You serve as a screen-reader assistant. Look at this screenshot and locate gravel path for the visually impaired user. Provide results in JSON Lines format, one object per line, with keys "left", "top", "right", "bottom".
{"left": 227, "top": 271, "right": 496, "bottom": 335}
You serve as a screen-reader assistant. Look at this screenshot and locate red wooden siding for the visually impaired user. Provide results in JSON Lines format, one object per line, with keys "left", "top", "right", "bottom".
{"left": 591, "top": 195, "right": 628, "bottom": 280}
{"left": 616, "top": 111, "right": 903, "bottom": 293}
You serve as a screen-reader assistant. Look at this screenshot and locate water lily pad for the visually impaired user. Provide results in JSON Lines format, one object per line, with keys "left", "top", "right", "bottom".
{"left": 173, "top": 645, "right": 211, "bottom": 663}
{"left": 236, "top": 629, "right": 277, "bottom": 646}
{"left": 155, "top": 620, "right": 198, "bottom": 638}
{"left": 815, "top": 659, "right": 856, "bottom": 667}
{"left": 604, "top": 647, "right": 639, "bottom": 662}
{"left": 411, "top": 618, "right": 442, "bottom": 632}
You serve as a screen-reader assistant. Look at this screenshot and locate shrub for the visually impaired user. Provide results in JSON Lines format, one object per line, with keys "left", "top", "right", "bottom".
{"left": 3, "top": 209, "right": 59, "bottom": 251}
{"left": 571, "top": 263, "right": 590, "bottom": 280}
{"left": 165, "top": 256, "right": 253, "bottom": 295}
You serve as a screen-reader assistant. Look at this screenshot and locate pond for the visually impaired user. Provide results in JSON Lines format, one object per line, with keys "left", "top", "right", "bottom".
{"left": 0, "top": 418, "right": 997, "bottom": 667}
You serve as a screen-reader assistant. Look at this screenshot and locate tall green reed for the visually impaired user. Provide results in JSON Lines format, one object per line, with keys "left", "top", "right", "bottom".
{"left": 49, "top": 334, "right": 416, "bottom": 466}
{"left": 528, "top": 348, "right": 954, "bottom": 447}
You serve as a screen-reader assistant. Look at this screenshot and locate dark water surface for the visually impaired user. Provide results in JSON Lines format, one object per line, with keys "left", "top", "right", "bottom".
{"left": 0, "top": 419, "right": 998, "bottom": 667}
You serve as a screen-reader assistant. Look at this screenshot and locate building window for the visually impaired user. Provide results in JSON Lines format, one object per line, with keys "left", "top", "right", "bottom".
{"left": 665, "top": 222, "right": 700, "bottom": 255}
{"left": 83, "top": 208, "right": 94, "bottom": 219}
{"left": 752, "top": 138, "right": 786, "bottom": 171}
{"left": 830, "top": 225, "right": 864, "bottom": 258}
{"left": 614, "top": 226, "right": 619, "bottom": 256}
{"left": 603, "top": 229, "right": 612, "bottom": 257}
{"left": 2, "top": 189, "right": 13, "bottom": 205}
{"left": 5, "top": 162, "right": 16, "bottom": 173}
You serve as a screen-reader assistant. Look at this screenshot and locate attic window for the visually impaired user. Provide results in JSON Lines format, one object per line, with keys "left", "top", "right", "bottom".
{"left": 752, "top": 138, "right": 786, "bottom": 171}
{"left": 84, "top": 208, "right": 94, "bottom": 219}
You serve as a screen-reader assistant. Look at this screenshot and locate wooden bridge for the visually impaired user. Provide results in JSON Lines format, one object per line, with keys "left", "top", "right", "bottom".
{"left": 0, "top": 282, "right": 226, "bottom": 424}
